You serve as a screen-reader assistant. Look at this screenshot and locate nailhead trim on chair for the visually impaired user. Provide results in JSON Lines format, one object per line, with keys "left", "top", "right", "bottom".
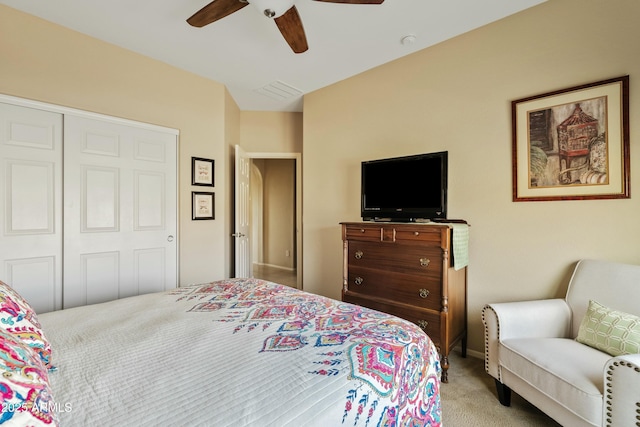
{"left": 481, "top": 305, "right": 501, "bottom": 381}
{"left": 604, "top": 360, "right": 640, "bottom": 427}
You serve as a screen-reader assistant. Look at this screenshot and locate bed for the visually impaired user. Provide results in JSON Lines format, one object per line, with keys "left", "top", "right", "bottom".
{"left": 0, "top": 278, "right": 442, "bottom": 426}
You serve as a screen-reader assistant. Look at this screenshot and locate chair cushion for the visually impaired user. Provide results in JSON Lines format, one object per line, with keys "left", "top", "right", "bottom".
{"left": 500, "top": 337, "right": 610, "bottom": 425}
{"left": 576, "top": 300, "right": 640, "bottom": 356}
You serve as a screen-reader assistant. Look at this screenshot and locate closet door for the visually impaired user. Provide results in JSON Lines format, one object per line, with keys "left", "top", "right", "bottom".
{"left": 0, "top": 103, "right": 63, "bottom": 313}
{"left": 63, "top": 115, "right": 177, "bottom": 308}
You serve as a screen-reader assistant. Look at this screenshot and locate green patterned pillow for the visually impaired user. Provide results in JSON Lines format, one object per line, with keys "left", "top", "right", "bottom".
{"left": 576, "top": 300, "right": 640, "bottom": 356}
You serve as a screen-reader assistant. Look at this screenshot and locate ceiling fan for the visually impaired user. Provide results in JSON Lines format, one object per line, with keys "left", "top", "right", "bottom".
{"left": 187, "top": 0, "right": 385, "bottom": 54}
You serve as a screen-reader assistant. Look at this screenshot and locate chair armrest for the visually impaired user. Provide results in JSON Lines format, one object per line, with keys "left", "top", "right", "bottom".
{"left": 482, "top": 299, "right": 571, "bottom": 379}
{"left": 603, "top": 353, "right": 640, "bottom": 426}
{"left": 484, "top": 299, "right": 572, "bottom": 340}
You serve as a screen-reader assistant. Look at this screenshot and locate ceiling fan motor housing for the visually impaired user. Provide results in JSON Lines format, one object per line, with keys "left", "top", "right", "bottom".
{"left": 248, "top": 0, "right": 297, "bottom": 18}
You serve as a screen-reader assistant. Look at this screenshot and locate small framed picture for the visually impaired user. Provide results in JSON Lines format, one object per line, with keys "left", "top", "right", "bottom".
{"left": 192, "top": 157, "right": 214, "bottom": 187}
{"left": 192, "top": 191, "right": 215, "bottom": 220}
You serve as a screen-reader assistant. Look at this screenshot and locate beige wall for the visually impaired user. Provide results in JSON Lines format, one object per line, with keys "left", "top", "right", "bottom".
{"left": 302, "top": 0, "right": 640, "bottom": 354}
{"left": 0, "top": 5, "right": 235, "bottom": 285}
{"left": 240, "top": 111, "right": 303, "bottom": 153}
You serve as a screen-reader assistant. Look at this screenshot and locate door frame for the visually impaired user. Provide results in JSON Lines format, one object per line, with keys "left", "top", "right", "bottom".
{"left": 0, "top": 94, "right": 179, "bottom": 135}
{"left": 245, "top": 151, "right": 302, "bottom": 289}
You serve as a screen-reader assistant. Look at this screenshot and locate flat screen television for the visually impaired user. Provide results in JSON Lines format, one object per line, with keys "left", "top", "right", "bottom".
{"left": 361, "top": 151, "right": 447, "bottom": 222}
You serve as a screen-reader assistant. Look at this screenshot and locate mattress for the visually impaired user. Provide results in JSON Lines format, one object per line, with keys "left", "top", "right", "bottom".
{"left": 39, "top": 278, "right": 442, "bottom": 426}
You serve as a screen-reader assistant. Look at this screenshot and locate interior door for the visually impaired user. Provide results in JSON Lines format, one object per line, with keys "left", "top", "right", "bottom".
{"left": 0, "top": 103, "right": 63, "bottom": 313}
{"left": 63, "top": 115, "right": 178, "bottom": 308}
{"left": 234, "top": 145, "right": 251, "bottom": 278}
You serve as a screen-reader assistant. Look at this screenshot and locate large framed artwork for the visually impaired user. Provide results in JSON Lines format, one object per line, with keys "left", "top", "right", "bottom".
{"left": 512, "top": 76, "right": 629, "bottom": 201}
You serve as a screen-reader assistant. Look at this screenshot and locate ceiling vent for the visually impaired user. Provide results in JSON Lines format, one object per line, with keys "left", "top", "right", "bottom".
{"left": 254, "top": 81, "right": 302, "bottom": 101}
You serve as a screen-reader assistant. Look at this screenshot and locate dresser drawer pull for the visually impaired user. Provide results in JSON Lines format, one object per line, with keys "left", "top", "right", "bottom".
{"left": 354, "top": 277, "right": 364, "bottom": 285}
{"left": 354, "top": 250, "right": 363, "bottom": 259}
{"left": 360, "top": 229, "right": 365, "bottom": 233}
{"left": 419, "top": 289, "right": 430, "bottom": 299}
{"left": 418, "top": 320, "right": 429, "bottom": 330}
{"left": 414, "top": 231, "right": 420, "bottom": 236}
{"left": 420, "top": 258, "right": 430, "bottom": 267}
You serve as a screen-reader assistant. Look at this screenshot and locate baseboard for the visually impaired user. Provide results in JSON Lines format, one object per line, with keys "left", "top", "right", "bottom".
{"left": 466, "top": 348, "right": 484, "bottom": 360}
{"left": 452, "top": 344, "right": 484, "bottom": 360}
{"left": 254, "top": 262, "right": 295, "bottom": 272}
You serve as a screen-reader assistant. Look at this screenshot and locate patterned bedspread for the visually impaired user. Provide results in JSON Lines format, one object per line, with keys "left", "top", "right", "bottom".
{"left": 39, "top": 279, "right": 442, "bottom": 426}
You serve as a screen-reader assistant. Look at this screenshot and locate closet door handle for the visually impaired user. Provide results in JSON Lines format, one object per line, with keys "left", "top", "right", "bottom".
{"left": 167, "top": 235, "right": 174, "bottom": 242}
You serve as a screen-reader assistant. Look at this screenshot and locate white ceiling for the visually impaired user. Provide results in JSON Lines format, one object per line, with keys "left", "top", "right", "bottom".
{"left": 2, "top": 0, "right": 545, "bottom": 112}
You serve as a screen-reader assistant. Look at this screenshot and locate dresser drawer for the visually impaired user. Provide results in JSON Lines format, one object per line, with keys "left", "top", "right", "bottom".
{"left": 344, "top": 223, "right": 448, "bottom": 245}
{"left": 396, "top": 308, "right": 442, "bottom": 348}
{"left": 347, "top": 241, "right": 442, "bottom": 277}
{"left": 344, "top": 224, "right": 382, "bottom": 242}
{"left": 394, "top": 226, "right": 444, "bottom": 244}
{"left": 342, "top": 294, "right": 442, "bottom": 346}
{"left": 346, "top": 266, "right": 441, "bottom": 310}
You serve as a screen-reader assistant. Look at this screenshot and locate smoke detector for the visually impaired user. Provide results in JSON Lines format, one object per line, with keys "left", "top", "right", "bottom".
{"left": 401, "top": 34, "right": 417, "bottom": 46}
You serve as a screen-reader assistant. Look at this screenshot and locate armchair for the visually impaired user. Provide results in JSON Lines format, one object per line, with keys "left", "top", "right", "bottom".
{"left": 482, "top": 259, "right": 640, "bottom": 427}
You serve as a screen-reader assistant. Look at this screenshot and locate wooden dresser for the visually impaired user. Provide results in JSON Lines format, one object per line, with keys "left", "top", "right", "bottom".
{"left": 341, "top": 221, "right": 467, "bottom": 382}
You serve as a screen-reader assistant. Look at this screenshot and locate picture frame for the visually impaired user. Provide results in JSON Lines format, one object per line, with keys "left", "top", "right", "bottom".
{"left": 512, "top": 75, "right": 629, "bottom": 202}
{"left": 191, "top": 157, "right": 215, "bottom": 187}
{"left": 192, "top": 191, "right": 215, "bottom": 220}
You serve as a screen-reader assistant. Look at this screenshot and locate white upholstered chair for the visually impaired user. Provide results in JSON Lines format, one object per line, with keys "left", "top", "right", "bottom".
{"left": 482, "top": 259, "right": 640, "bottom": 427}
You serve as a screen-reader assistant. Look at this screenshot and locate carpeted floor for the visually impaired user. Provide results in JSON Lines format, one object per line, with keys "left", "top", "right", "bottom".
{"left": 440, "top": 351, "right": 562, "bottom": 426}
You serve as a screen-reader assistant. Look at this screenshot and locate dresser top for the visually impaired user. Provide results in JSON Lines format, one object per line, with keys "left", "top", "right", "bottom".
{"left": 340, "top": 221, "right": 467, "bottom": 228}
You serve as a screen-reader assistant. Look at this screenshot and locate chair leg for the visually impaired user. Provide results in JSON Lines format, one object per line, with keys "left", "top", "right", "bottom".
{"left": 460, "top": 333, "right": 467, "bottom": 358}
{"left": 494, "top": 379, "right": 511, "bottom": 406}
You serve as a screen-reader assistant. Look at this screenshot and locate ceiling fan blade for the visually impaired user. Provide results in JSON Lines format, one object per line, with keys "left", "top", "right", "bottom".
{"left": 313, "top": 0, "right": 384, "bottom": 4}
{"left": 187, "top": 0, "right": 249, "bottom": 28}
{"left": 274, "top": 6, "right": 309, "bottom": 54}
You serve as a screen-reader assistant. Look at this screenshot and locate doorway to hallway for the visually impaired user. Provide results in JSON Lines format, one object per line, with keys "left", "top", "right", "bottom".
{"left": 233, "top": 148, "right": 302, "bottom": 289}
{"left": 251, "top": 158, "right": 297, "bottom": 287}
